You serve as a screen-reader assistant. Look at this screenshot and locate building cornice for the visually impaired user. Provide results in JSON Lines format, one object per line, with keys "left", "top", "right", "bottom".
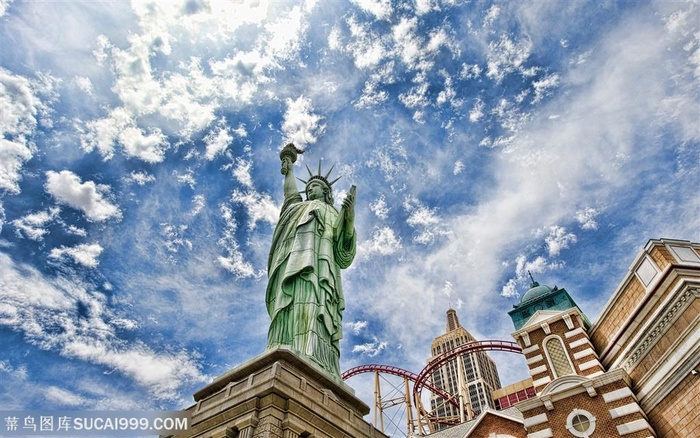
{"left": 614, "top": 283, "right": 700, "bottom": 371}
{"left": 515, "top": 368, "right": 631, "bottom": 413}
{"left": 512, "top": 307, "right": 585, "bottom": 340}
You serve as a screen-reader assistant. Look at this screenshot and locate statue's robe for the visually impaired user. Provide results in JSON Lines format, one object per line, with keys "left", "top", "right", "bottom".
{"left": 266, "top": 192, "right": 355, "bottom": 376}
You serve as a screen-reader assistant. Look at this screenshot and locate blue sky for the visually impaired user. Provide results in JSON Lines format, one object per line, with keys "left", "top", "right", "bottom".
{"left": 0, "top": 0, "right": 698, "bottom": 425}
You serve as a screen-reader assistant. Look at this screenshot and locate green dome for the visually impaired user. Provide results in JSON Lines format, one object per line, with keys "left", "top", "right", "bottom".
{"left": 521, "top": 283, "right": 553, "bottom": 303}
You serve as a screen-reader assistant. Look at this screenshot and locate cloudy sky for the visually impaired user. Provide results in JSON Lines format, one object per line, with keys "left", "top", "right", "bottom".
{"left": 1, "top": 0, "right": 698, "bottom": 430}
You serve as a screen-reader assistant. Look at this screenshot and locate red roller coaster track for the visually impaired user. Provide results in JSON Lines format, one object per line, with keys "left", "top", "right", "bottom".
{"left": 412, "top": 340, "right": 522, "bottom": 409}
{"left": 342, "top": 340, "right": 523, "bottom": 435}
{"left": 342, "top": 364, "right": 458, "bottom": 409}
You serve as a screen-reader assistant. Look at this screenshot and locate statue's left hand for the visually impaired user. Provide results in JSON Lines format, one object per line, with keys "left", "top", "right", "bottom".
{"left": 342, "top": 189, "right": 355, "bottom": 223}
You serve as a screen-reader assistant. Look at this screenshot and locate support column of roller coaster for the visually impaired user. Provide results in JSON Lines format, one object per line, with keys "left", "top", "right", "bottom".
{"left": 342, "top": 340, "right": 522, "bottom": 437}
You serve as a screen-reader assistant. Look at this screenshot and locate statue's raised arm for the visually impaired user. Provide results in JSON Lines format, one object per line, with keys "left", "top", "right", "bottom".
{"left": 265, "top": 143, "right": 357, "bottom": 378}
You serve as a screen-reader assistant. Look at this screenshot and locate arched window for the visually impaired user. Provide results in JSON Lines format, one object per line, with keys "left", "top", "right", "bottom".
{"left": 545, "top": 336, "right": 574, "bottom": 378}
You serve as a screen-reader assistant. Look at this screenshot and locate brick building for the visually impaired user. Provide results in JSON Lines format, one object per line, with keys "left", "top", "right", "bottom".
{"left": 430, "top": 238, "right": 699, "bottom": 438}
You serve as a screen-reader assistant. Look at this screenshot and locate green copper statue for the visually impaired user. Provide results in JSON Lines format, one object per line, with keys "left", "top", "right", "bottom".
{"left": 266, "top": 143, "right": 356, "bottom": 377}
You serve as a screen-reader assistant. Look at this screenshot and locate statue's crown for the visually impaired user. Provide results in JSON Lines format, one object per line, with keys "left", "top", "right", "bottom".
{"left": 297, "top": 161, "right": 341, "bottom": 192}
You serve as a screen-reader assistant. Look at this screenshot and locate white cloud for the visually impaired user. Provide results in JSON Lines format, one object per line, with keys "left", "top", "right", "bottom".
{"left": 366, "top": 134, "right": 408, "bottom": 182}
{"left": 500, "top": 278, "right": 519, "bottom": 298}
{"left": 204, "top": 121, "right": 234, "bottom": 160}
{"left": 351, "top": 0, "right": 392, "bottom": 20}
{"left": 414, "top": 0, "right": 441, "bottom": 16}
{"left": 232, "top": 158, "right": 254, "bottom": 189}
{"left": 469, "top": 98, "right": 485, "bottom": 122}
{"left": 45, "top": 170, "right": 121, "bottom": 222}
{"left": 46, "top": 386, "right": 87, "bottom": 407}
{"left": 81, "top": 108, "right": 169, "bottom": 163}
{"left": 486, "top": 35, "right": 533, "bottom": 83}
{"left": 0, "top": 252, "right": 207, "bottom": 399}
{"left": 404, "top": 197, "right": 450, "bottom": 245}
{"left": 209, "top": 49, "right": 274, "bottom": 103}
{"left": 158, "top": 68, "right": 217, "bottom": 136}
{"left": 436, "top": 73, "right": 461, "bottom": 107}
{"left": 281, "top": 96, "right": 325, "bottom": 148}
{"left": 173, "top": 168, "right": 196, "bottom": 189}
{"left": 12, "top": 207, "right": 60, "bottom": 241}
{"left": 355, "top": 76, "right": 389, "bottom": 109}
{"left": 126, "top": 171, "right": 155, "bottom": 186}
{"left": 0, "top": 0, "right": 13, "bottom": 17}
{"left": 360, "top": 226, "right": 402, "bottom": 257}
{"left": 442, "top": 280, "right": 453, "bottom": 297}
{"left": 345, "top": 320, "right": 368, "bottom": 335}
{"left": 460, "top": 63, "right": 482, "bottom": 79}
{"left": 575, "top": 207, "right": 601, "bottom": 230}
{"left": 369, "top": 195, "right": 390, "bottom": 219}
{"left": 119, "top": 126, "right": 168, "bottom": 163}
{"left": 484, "top": 5, "right": 501, "bottom": 28}
{"left": 0, "top": 68, "right": 38, "bottom": 137}
{"left": 352, "top": 337, "right": 387, "bottom": 357}
{"left": 532, "top": 73, "right": 560, "bottom": 103}
{"left": 160, "top": 223, "right": 192, "bottom": 255}
{"left": 62, "top": 340, "right": 204, "bottom": 400}
{"left": 345, "top": 16, "right": 388, "bottom": 69}
{"left": 0, "top": 68, "right": 40, "bottom": 194}
{"left": 491, "top": 97, "right": 530, "bottom": 134}
{"left": 49, "top": 243, "right": 104, "bottom": 268}
{"left": 544, "top": 225, "right": 577, "bottom": 257}
{"left": 72, "top": 76, "right": 93, "bottom": 95}
{"left": 65, "top": 225, "right": 87, "bottom": 237}
{"left": 426, "top": 27, "right": 455, "bottom": 55}
{"left": 0, "top": 138, "right": 33, "bottom": 194}
{"left": 263, "top": 3, "right": 308, "bottom": 61}
{"left": 231, "top": 189, "right": 279, "bottom": 230}
{"left": 453, "top": 160, "right": 464, "bottom": 175}
{"left": 392, "top": 17, "right": 422, "bottom": 68}
{"left": 217, "top": 204, "right": 258, "bottom": 278}
{"left": 110, "top": 318, "right": 138, "bottom": 330}
{"left": 190, "top": 194, "right": 206, "bottom": 217}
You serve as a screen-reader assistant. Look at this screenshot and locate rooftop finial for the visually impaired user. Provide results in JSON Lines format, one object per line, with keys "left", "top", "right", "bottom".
{"left": 527, "top": 270, "right": 539, "bottom": 288}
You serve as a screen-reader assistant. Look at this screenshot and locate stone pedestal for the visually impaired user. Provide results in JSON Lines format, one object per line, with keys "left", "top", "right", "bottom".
{"left": 175, "top": 347, "right": 387, "bottom": 438}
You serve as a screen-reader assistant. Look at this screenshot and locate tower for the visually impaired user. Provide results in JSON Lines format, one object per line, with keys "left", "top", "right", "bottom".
{"left": 429, "top": 308, "right": 502, "bottom": 429}
{"left": 508, "top": 277, "right": 652, "bottom": 437}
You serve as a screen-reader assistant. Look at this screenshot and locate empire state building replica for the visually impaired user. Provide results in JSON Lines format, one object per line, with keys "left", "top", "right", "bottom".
{"left": 428, "top": 308, "right": 502, "bottom": 429}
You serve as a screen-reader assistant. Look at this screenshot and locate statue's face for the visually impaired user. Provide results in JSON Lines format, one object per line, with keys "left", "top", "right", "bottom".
{"left": 306, "top": 181, "right": 325, "bottom": 201}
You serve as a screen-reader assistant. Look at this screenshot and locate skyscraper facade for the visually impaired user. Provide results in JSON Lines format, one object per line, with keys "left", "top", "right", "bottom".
{"left": 428, "top": 308, "right": 502, "bottom": 428}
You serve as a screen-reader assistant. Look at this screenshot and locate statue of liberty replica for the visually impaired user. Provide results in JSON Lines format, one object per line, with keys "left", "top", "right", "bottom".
{"left": 265, "top": 143, "right": 356, "bottom": 378}
{"left": 179, "top": 144, "right": 383, "bottom": 438}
